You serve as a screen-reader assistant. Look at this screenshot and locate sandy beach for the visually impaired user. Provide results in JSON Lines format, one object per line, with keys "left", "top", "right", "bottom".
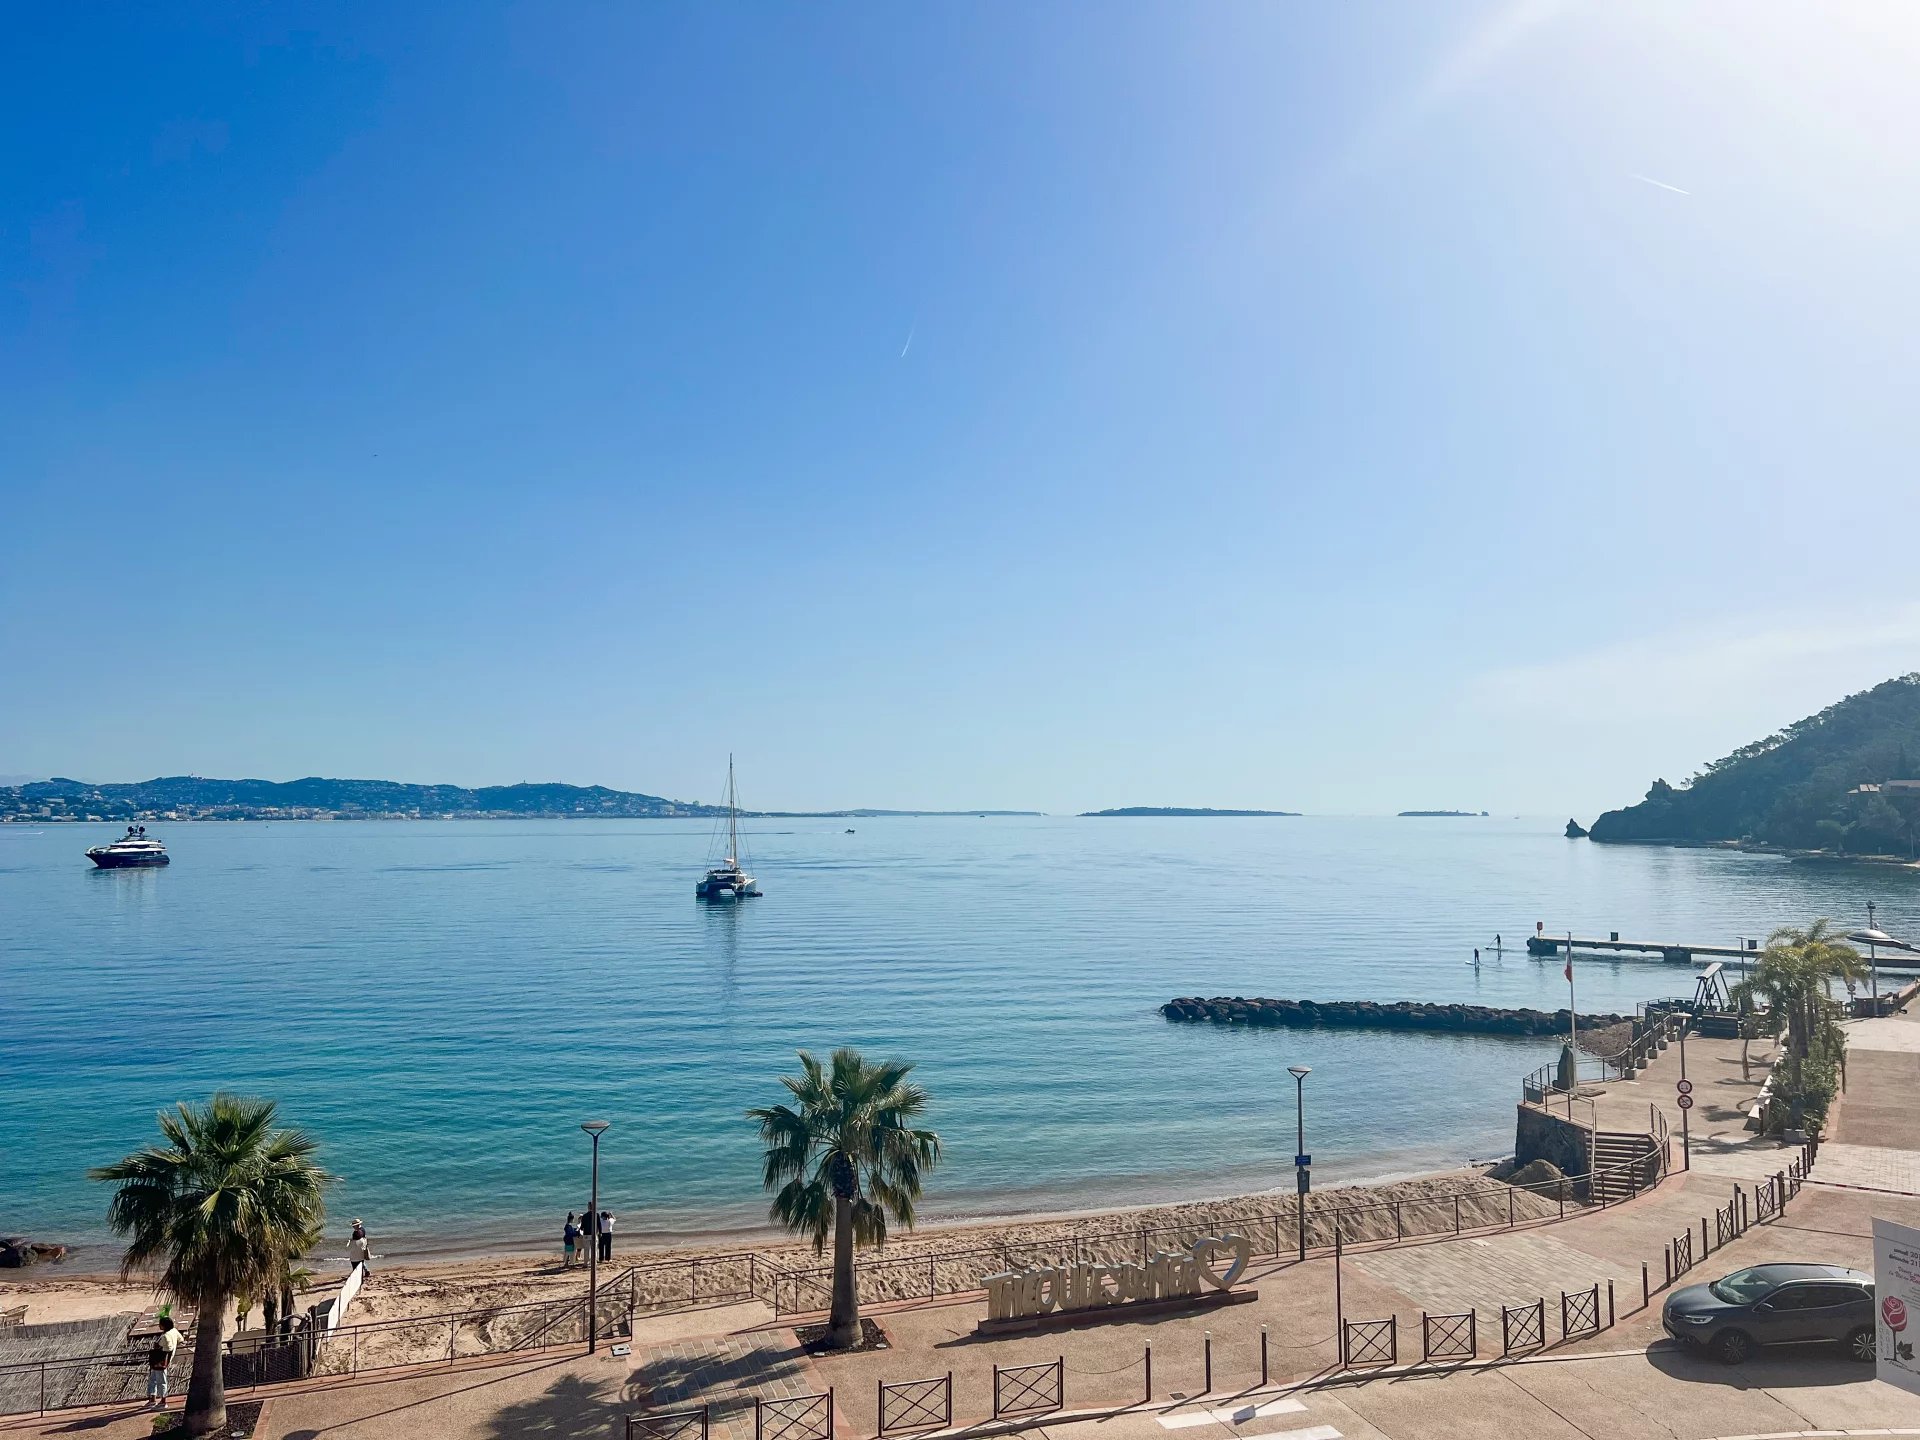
{"left": 2, "top": 1163, "right": 1564, "bottom": 1340}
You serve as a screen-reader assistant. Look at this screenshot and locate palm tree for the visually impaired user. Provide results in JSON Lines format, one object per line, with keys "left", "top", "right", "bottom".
{"left": 747, "top": 1048, "right": 941, "bottom": 1349}
{"left": 1729, "top": 920, "right": 1865, "bottom": 1130}
{"left": 1730, "top": 919, "right": 1866, "bottom": 1060}
{"left": 90, "top": 1094, "right": 331, "bottom": 1436}
{"left": 261, "top": 1220, "right": 323, "bottom": 1337}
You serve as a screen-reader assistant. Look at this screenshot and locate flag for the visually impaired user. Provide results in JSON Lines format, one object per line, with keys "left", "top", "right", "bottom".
{"left": 1564, "top": 956, "right": 1573, "bottom": 983}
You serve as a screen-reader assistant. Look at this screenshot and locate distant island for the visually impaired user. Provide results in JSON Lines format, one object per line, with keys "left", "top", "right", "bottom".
{"left": 0, "top": 776, "right": 1041, "bottom": 823}
{"left": 1397, "top": 810, "right": 1487, "bottom": 818}
{"left": 1080, "top": 806, "right": 1301, "bottom": 817}
{"left": 1585, "top": 673, "right": 1920, "bottom": 856}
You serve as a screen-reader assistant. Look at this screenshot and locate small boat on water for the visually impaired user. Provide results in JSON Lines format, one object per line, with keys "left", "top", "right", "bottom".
{"left": 86, "top": 825, "right": 170, "bottom": 868}
{"left": 696, "top": 758, "right": 762, "bottom": 900}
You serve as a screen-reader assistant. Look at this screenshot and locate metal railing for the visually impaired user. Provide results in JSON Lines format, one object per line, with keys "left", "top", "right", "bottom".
{"left": 1501, "top": 1299, "right": 1545, "bottom": 1354}
{"left": 878, "top": 1374, "right": 952, "bottom": 1435}
{"left": 766, "top": 1156, "right": 1666, "bottom": 1314}
{"left": 755, "top": 1390, "right": 833, "bottom": 1440}
{"left": 1341, "top": 1318, "right": 1397, "bottom": 1368}
{"left": 1560, "top": 1284, "right": 1600, "bottom": 1341}
{"left": 992, "top": 1358, "right": 1062, "bottom": 1419}
{"left": 1420, "top": 1311, "right": 1475, "bottom": 1362}
{"left": 628, "top": 1406, "right": 710, "bottom": 1440}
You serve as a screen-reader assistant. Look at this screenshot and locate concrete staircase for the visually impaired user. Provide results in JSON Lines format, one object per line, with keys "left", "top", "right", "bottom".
{"left": 1590, "top": 1130, "right": 1661, "bottom": 1202}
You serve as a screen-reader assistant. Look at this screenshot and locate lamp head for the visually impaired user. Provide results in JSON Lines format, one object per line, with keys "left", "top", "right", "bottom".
{"left": 1288, "top": 1065, "right": 1312, "bottom": 1081}
{"left": 581, "top": 1120, "right": 611, "bottom": 1136}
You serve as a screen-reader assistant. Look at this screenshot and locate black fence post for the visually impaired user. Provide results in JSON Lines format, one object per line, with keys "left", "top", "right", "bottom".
{"left": 1144, "top": 1343, "right": 1152, "bottom": 1403}
{"left": 1607, "top": 1280, "right": 1614, "bottom": 1328}
{"left": 1203, "top": 1331, "right": 1212, "bottom": 1393}
{"left": 1260, "top": 1325, "right": 1269, "bottom": 1385}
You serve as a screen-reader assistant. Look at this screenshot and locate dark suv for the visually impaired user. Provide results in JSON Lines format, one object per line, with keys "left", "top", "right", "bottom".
{"left": 1663, "top": 1263, "right": 1876, "bottom": 1364}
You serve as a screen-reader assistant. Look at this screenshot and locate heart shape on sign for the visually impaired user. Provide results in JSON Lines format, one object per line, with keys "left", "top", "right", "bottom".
{"left": 1190, "top": 1234, "right": 1252, "bottom": 1292}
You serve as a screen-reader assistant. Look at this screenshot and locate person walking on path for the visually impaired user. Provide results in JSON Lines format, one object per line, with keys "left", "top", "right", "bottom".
{"left": 348, "top": 1219, "right": 372, "bottom": 1276}
{"left": 598, "top": 1209, "right": 614, "bottom": 1262}
{"left": 563, "top": 1213, "right": 580, "bottom": 1268}
{"left": 145, "top": 1316, "right": 180, "bottom": 1408}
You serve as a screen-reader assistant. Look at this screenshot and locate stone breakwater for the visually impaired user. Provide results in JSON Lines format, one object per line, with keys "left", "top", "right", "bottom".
{"left": 1161, "top": 996, "right": 1630, "bottom": 1037}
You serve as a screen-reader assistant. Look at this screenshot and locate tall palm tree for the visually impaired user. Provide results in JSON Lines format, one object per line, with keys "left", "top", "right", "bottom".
{"left": 90, "top": 1094, "right": 331, "bottom": 1436}
{"left": 748, "top": 1048, "right": 940, "bottom": 1349}
{"left": 1730, "top": 919, "right": 1866, "bottom": 1061}
{"left": 1730, "top": 920, "right": 1864, "bottom": 1130}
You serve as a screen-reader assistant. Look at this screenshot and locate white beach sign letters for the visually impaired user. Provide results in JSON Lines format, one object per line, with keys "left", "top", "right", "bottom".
{"left": 984, "top": 1233, "right": 1252, "bottom": 1323}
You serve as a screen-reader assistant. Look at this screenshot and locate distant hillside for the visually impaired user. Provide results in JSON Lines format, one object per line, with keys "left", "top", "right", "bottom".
{"left": 0, "top": 776, "right": 1045, "bottom": 823}
{"left": 1588, "top": 674, "right": 1920, "bottom": 853}
{"left": 0, "top": 775, "right": 725, "bottom": 821}
{"left": 1081, "top": 806, "right": 1301, "bottom": 817}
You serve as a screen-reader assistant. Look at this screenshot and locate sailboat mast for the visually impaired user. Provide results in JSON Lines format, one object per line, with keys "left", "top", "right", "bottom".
{"left": 727, "top": 754, "right": 738, "bottom": 863}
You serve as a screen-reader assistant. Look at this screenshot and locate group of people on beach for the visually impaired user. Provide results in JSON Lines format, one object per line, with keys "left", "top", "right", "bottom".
{"left": 563, "top": 1208, "right": 614, "bottom": 1265}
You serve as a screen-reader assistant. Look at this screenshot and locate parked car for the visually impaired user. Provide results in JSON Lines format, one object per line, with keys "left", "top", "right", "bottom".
{"left": 1663, "top": 1263, "right": 1876, "bottom": 1364}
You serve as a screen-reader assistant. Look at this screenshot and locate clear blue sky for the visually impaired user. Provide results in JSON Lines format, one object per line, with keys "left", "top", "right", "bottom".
{"left": 5, "top": 2, "right": 1919, "bottom": 815}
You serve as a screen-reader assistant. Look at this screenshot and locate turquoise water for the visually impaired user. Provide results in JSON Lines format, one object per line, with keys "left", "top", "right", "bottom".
{"left": 2, "top": 816, "right": 1909, "bottom": 1261}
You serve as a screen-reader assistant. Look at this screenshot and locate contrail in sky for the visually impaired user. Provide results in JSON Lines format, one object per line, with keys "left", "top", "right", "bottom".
{"left": 900, "top": 323, "right": 915, "bottom": 359}
{"left": 1629, "top": 173, "right": 1690, "bottom": 196}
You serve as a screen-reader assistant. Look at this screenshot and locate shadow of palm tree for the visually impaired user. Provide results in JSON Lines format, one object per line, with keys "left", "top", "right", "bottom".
{"left": 478, "top": 1372, "right": 641, "bottom": 1439}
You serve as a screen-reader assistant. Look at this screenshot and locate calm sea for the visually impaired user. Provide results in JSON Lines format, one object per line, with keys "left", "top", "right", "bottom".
{"left": 2, "top": 816, "right": 1909, "bottom": 1261}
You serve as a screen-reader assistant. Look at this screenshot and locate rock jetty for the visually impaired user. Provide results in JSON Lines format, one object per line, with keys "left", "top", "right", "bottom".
{"left": 1161, "top": 996, "right": 1629, "bottom": 1037}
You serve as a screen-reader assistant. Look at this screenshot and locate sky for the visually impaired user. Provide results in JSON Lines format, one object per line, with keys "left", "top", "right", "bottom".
{"left": 4, "top": 2, "right": 1920, "bottom": 816}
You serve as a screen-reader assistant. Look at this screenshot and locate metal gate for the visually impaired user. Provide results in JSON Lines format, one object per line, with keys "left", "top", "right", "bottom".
{"left": 1501, "top": 1299, "right": 1545, "bottom": 1354}
{"left": 992, "top": 1358, "right": 1062, "bottom": 1419}
{"left": 1560, "top": 1285, "right": 1599, "bottom": 1340}
{"left": 878, "top": 1375, "right": 952, "bottom": 1435}
{"left": 1342, "top": 1318, "right": 1397, "bottom": 1368}
{"left": 1420, "top": 1311, "right": 1476, "bottom": 1362}
{"left": 755, "top": 1391, "right": 833, "bottom": 1440}
{"left": 628, "top": 1407, "right": 710, "bottom": 1440}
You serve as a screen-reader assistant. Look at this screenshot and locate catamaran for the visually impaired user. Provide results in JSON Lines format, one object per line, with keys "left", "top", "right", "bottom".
{"left": 696, "top": 757, "right": 761, "bottom": 900}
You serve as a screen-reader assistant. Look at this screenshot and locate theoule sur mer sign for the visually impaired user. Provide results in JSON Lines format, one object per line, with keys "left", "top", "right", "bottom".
{"left": 981, "top": 1233, "right": 1254, "bottom": 1330}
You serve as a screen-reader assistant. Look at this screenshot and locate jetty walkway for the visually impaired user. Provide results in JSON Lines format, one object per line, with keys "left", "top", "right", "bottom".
{"left": 9, "top": 1013, "right": 1919, "bottom": 1440}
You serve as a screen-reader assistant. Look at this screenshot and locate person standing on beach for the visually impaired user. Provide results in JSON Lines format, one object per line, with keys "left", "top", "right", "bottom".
{"left": 598, "top": 1209, "right": 614, "bottom": 1262}
{"left": 563, "top": 1213, "right": 579, "bottom": 1267}
{"left": 145, "top": 1316, "right": 180, "bottom": 1408}
{"left": 348, "top": 1219, "right": 372, "bottom": 1276}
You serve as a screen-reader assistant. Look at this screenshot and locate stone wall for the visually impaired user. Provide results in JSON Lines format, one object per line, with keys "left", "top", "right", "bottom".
{"left": 1514, "top": 1104, "right": 1591, "bottom": 1178}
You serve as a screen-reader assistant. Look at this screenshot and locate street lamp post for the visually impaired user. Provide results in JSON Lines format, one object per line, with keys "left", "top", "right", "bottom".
{"left": 1867, "top": 901, "right": 1880, "bottom": 1012}
{"left": 1288, "top": 1066, "right": 1312, "bottom": 1262}
{"left": 582, "top": 1120, "right": 611, "bottom": 1353}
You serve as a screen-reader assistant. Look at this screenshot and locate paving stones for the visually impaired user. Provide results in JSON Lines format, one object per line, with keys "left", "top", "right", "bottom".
{"left": 1351, "top": 1231, "right": 1634, "bottom": 1318}
{"left": 636, "top": 1332, "right": 817, "bottom": 1440}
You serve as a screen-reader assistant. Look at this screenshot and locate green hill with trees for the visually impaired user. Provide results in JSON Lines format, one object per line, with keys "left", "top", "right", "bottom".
{"left": 1588, "top": 674, "right": 1920, "bottom": 855}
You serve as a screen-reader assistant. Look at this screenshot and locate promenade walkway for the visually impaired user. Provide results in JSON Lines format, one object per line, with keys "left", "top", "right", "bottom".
{"left": 9, "top": 1012, "right": 1917, "bottom": 1439}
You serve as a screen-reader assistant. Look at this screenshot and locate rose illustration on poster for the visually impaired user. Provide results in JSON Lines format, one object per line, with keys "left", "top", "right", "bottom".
{"left": 1875, "top": 1218, "right": 1920, "bottom": 1391}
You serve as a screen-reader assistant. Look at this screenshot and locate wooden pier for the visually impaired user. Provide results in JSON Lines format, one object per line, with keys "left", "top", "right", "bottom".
{"left": 1525, "top": 933, "right": 1920, "bottom": 974}
{"left": 1526, "top": 935, "right": 1754, "bottom": 964}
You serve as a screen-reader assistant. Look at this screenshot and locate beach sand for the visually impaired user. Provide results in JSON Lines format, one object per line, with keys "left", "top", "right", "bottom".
{"left": 3, "top": 1164, "right": 1565, "bottom": 1341}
